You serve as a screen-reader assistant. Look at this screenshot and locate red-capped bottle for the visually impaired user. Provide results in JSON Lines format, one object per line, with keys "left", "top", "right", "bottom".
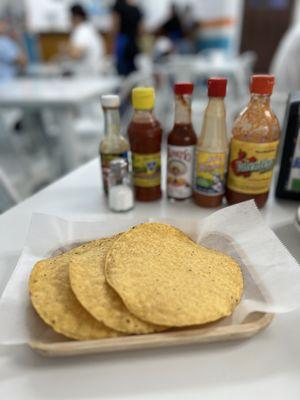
{"left": 193, "top": 77, "right": 228, "bottom": 207}
{"left": 167, "top": 83, "right": 197, "bottom": 200}
{"left": 226, "top": 75, "right": 280, "bottom": 208}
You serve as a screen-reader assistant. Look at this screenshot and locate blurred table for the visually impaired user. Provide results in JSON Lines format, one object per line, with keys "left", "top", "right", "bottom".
{"left": 0, "top": 159, "right": 299, "bottom": 400}
{"left": 0, "top": 77, "right": 120, "bottom": 170}
{"left": 192, "top": 56, "right": 246, "bottom": 98}
{"left": 26, "top": 63, "right": 63, "bottom": 79}
{"left": 0, "top": 78, "right": 120, "bottom": 107}
{"left": 159, "top": 53, "right": 255, "bottom": 99}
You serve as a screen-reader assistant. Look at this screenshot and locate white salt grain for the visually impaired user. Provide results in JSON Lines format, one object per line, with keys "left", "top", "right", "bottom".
{"left": 108, "top": 185, "right": 134, "bottom": 212}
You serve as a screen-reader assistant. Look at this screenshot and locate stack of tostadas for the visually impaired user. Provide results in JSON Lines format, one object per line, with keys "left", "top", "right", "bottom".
{"left": 29, "top": 223, "right": 243, "bottom": 340}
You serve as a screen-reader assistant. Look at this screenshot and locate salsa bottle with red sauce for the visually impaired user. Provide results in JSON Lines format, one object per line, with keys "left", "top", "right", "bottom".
{"left": 128, "top": 87, "right": 162, "bottom": 201}
{"left": 167, "top": 82, "right": 197, "bottom": 200}
{"left": 226, "top": 75, "right": 280, "bottom": 208}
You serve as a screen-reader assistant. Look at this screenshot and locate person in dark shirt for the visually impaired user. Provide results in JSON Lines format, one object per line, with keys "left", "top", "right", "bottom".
{"left": 112, "top": 0, "right": 143, "bottom": 76}
{"left": 161, "top": 3, "right": 184, "bottom": 43}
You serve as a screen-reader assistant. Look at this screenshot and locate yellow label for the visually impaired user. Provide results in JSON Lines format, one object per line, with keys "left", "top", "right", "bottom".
{"left": 227, "top": 139, "right": 279, "bottom": 195}
{"left": 132, "top": 152, "right": 161, "bottom": 187}
{"left": 194, "top": 151, "right": 226, "bottom": 195}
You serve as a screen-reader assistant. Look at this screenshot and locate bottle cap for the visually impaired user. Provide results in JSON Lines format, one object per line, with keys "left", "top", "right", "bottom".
{"left": 101, "top": 94, "right": 120, "bottom": 108}
{"left": 174, "top": 82, "right": 194, "bottom": 95}
{"left": 207, "top": 78, "right": 227, "bottom": 97}
{"left": 250, "top": 75, "right": 275, "bottom": 95}
{"left": 132, "top": 87, "right": 155, "bottom": 110}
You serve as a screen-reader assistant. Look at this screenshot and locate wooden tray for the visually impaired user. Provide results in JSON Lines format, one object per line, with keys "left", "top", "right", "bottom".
{"left": 29, "top": 312, "right": 273, "bottom": 357}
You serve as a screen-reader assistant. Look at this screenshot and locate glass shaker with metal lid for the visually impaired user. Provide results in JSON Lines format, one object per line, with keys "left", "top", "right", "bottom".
{"left": 99, "top": 95, "right": 129, "bottom": 194}
{"left": 108, "top": 158, "right": 134, "bottom": 212}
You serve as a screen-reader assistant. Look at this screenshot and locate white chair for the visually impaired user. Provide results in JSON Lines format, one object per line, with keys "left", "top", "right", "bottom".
{"left": 0, "top": 168, "right": 19, "bottom": 213}
{"left": 118, "top": 70, "right": 154, "bottom": 129}
{"left": 0, "top": 108, "right": 55, "bottom": 197}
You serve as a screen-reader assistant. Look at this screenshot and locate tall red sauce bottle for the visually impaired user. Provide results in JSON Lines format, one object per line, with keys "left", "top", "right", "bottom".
{"left": 128, "top": 87, "right": 162, "bottom": 201}
{"left": 167, "top": 82, "right": 197, "bottom": 200}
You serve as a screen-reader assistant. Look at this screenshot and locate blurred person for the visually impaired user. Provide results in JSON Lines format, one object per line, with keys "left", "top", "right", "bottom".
{"left": 182, "top": 4, "right": 196, "bottom": 35}
{"left": 153, "top": 36, "right": 174, "bottom": 62}
{"left": 178, "top": 3, "right": 197, "bottom": 54}
{"left": 270, "top": 24, "right": 300, "bottom": 93}
{"left": 0, "top": 20, "right": 26, "bottom": 81}
{"left": 112, "top": 0, "right": 143, "bottom": 76}
{"left": 161, "top": 3, "right": 184, "bottom": 44}
{"left": 67, "top": 4, "right": 105, "bottom": 75}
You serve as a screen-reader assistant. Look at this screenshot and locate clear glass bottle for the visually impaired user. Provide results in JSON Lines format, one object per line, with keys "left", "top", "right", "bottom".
{"left": 226, "top": 75, "right": 280, "bottom": 208}
{"left": 193, "top": 78, "right": 228, "bottom": 207}
{"left": 108, "top": 158, "right": 134, "bottom": 212}
{"left": 167, "top": 82, "right": 197, "bottom": 200}
{"left": 99, "top": 95, "right": 129, "bottom": 194}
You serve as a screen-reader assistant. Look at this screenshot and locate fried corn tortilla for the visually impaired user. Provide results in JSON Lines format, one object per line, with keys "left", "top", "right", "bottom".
{"left": 69, "top": 236, "right": 164, "bottom": 334}
{"left": 105, "top": 222, "right": 243, "bottom": 327}
{"left": 29, "top": 240, "right": 121, "bottom": 340}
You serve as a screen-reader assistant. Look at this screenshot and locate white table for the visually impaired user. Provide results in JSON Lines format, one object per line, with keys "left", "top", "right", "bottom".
{"left": 26, "top": 63, "right": 64, "bottom": 78}
{"left": 160, "top": 54, "right": 253, "bottom": 99}
{"left": 0, "top": 159, "right": 299, "bottom": 400}
{"left": 0, "top": 77, "right": 120, "bottom": 170}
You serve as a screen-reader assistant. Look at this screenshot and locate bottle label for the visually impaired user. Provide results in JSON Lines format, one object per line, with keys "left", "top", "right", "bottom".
{"left": 132, "top": 152, "right": 161, "bottom": 188}
{"left": 194, "top": 150, "right": 226, "bottom": 196}
{"left": 227, "top": 139, "right": 279, "bottom": 195}
{"left": 167, "top": 145, "right": 195, "bottom": 199}
{"left": 100, "top": 151, "right": 128, "bottom": 192}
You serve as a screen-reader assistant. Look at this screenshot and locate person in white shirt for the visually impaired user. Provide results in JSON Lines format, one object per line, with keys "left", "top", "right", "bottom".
{"left": 67, "top": 4, "right": 105, "bottom": 75}
{"left": 270, "top": 24, "right": 300, "bottom": 93}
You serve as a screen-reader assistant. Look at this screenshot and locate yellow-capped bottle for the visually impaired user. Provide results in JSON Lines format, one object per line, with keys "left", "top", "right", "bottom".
{"left": 128, "top": 87, "right": 162, "bottom": 201}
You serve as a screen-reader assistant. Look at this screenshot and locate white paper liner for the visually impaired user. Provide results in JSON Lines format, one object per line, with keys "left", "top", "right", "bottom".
{"left": 0, "top": 201, "right": 299, "bottom": 345}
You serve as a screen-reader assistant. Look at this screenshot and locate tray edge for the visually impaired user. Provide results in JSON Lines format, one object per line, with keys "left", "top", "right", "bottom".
{"left": 29, "top": 312, "right": 274, "bottom": 357}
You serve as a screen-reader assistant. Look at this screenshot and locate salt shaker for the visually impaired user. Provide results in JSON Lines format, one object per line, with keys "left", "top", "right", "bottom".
{"left": 108, "top": 158, "right": 134, "bottom": 212}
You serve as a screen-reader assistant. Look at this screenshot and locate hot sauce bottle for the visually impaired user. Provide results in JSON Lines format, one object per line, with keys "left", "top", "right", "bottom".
{"left": 226, "top": 75, "right": 280, "bottom": 208}
{"left": 167, "top": 83, "right": 197, "bottom": 200}
{"left": 99, "top": 95, "right": 129, "bottom": 194}
{"left": 128, "top": 87, "right": 162, "bottom": 201}
{"left": 193, "top": 78, "right": 228, "bottom": 207}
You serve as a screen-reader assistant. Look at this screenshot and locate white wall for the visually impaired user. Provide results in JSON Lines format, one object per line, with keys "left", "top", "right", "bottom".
{"left": 293, "top": 0, "right": 300, "bottom": 24}
{"left": 24, "top": 0, "right": 113, "bottom": 32}
{"left": 189, "top": 0, "right": 241, "bottom": 20}
{"left": 24, "top": 0, "right": 70, "bottom": 32}
{"left": 23, "top": 0, "right": 243, "bottom": 33}
{"left": 140, "top": 0, "right": 243, "bottom": 30}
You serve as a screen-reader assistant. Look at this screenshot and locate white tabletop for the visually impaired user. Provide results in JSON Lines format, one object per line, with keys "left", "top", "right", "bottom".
{"left": 162, "top": 55, "right": 243, "bottom": 74}
{"left": 192, "top": 58, "right": 241, "bottom": 75}
{"left": 0, "top": 77, "right": 120, "bottom": 107}
{"left": 26, "top": 62, "right": 63, "bottom": 78}
{"left": 0, "top": 159, "right": 299, "bottom": 400}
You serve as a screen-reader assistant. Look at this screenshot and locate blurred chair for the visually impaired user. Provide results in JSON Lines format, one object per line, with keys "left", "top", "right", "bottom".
{"left": 271, "top": 91, "right": 289, "bottom": 128}
{"left": 72, "top": 110, "right": 104, "bottom": 165}
{"left": 0, "top": 167, "right": 19, "bottom": 213}
{"left": 119, "top": 69, "right": 154, "bottom": 128}
{"left": 0, "top": 108, "right": 54, "bottom": 198}
{"left": 132, "top": 51, "right": 256, "bottom": 134}
{"left": 235, "top": 51, "right": 257, "bottom": 96}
